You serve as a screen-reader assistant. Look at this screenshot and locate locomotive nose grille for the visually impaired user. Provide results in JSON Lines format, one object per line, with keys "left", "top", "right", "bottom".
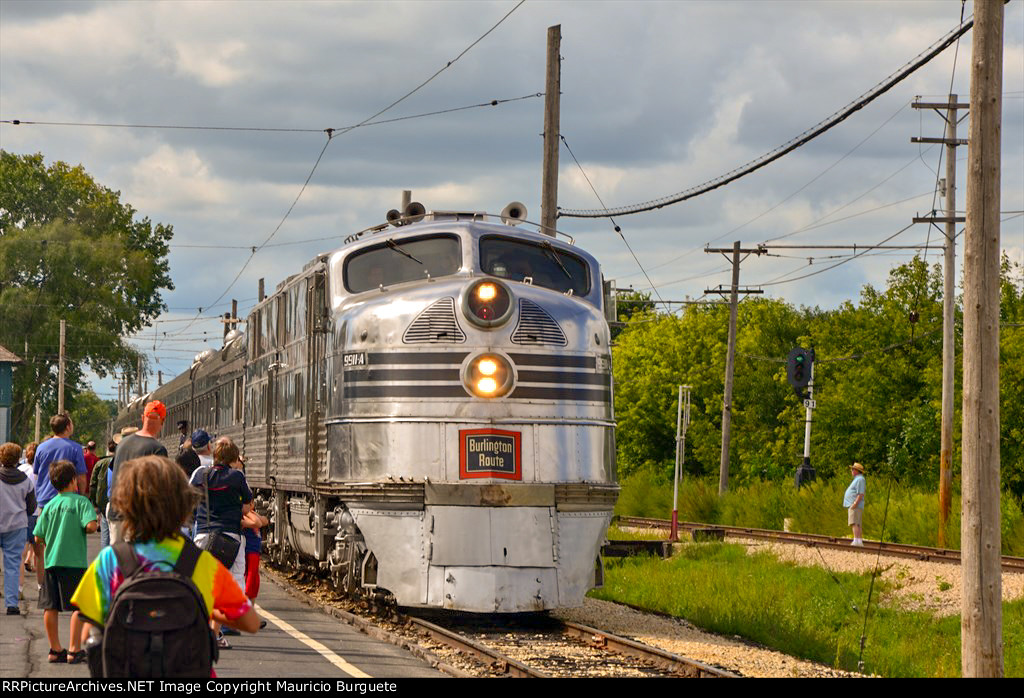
{"left": 403, "top": 297, "right": 467, "bottom": 344}
{"left": 511, "top": 299, "right": 567, "bottom": 346}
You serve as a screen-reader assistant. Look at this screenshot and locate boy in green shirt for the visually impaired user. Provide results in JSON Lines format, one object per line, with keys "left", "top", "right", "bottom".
{"left": 33, "top": 459, "right": 98, "bottom": 663}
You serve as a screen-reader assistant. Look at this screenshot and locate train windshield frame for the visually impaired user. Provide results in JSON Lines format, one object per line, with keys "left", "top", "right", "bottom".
{"left": 479, "top": 235, "right": 590, "bottom": 296}
{"left": 343, "top": 234, "right": 462, "bottom": 293}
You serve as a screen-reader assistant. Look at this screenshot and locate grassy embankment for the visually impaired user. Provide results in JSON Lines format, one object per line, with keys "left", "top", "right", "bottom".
{"left": 591, "top": 543, "right": 1024, "bottom": 677}
{"left": 592, "top": 472, "right": 1024, "bottom": 677}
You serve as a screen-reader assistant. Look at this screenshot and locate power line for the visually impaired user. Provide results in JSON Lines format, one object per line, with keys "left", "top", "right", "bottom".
{"left": 164, "top": 1, "right": 525, "bottom": 342}
{"left": 558, "top": 15, "right": 975, "bottom": 219}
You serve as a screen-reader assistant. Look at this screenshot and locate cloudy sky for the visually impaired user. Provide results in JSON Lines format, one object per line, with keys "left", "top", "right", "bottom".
{"left": 1, "top": 0, "right": 1022, "bottom": 403}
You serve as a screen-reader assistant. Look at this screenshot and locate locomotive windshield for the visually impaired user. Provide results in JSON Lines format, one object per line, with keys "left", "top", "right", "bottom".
{"left": 344, "top": 234, "right": 462, "bottom": 292}
{"left": 479, "top": 235, "right": 590, "bottom": 296}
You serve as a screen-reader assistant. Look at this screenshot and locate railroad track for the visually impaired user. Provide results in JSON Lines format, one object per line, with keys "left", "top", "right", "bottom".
{"left": 407, "top": 612, "right": 737, "bottom": 678}
{"left": 265, "top": 563, "right": 738, "bottom": 678}
{"left": 616, "top": 516, "right": 1024, "bottom": 573}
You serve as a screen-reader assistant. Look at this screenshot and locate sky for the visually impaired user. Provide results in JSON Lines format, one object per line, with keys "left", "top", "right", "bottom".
{"left": 1, "top": 0, "right": 1022, "bottom": 405}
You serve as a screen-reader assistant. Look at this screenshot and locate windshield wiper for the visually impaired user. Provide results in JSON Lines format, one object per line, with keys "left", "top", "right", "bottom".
{"left": 541, "top": 240, "right": 572, "bottom": 280}
{"left": 386, "top": 238, "right": 423, "bottom": 264}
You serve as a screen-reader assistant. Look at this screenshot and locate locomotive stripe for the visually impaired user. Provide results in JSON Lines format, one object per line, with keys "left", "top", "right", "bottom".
{"left": 343, "top": 384, "right": 469, "bottom": 399}
{"left": 345, "top": 368, "right": 461, "bottom": 383}
{"left": 516, "top": 370, "right": 609, "bottom": 386}
{"left": 506, "top": 353, "right": 597, "bottom": 368}
{"left": 365, "top": 352, "right": 470, "bottom": 365}
{"left": 511, "top": 386, "right": 610, "bottom": 402}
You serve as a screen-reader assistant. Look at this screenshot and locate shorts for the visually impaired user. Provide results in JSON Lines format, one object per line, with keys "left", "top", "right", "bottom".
{"left": 848, "top": 507, "right": 863, "bottom": 527}
{"left": 39, "top": 566, "right": 85, "bottom": 611}
{"left": 26, "top": 515, "right": 37, "bottom": 542}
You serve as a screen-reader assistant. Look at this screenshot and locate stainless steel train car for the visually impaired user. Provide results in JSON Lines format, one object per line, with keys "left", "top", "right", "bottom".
{"left": 112, "top": 204, "right": 618, "bottom": 613}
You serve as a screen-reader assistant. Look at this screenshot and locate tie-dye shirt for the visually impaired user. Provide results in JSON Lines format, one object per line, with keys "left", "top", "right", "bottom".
{"left": 71, "top": 535, "right": 252, "bottom": 627}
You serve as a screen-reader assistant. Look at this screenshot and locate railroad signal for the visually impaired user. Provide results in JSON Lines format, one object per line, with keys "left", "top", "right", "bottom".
{"left": 787, "top": 347, "right": 814, "bottom": 399}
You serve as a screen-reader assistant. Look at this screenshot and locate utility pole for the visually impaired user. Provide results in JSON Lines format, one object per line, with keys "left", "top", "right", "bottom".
{"left": 911, "top": 94, "right": 968, "bottom": 547}
{"left": 961, "top": 0, "right": 1003, "bottom": 678}
{"left": 705, "top": 242, "right": 765, "bottom": 494}
{"left": 670, "top": 385, "right": 692, "bottom": 541}
{"left": 540, "top": 24, "right": 561, "bottom": 237}
{"left": 137, "top": 356, "right": 143, "bottom": 398}
{"left": 58, "top": 319, "right": 65, "bottom": 414}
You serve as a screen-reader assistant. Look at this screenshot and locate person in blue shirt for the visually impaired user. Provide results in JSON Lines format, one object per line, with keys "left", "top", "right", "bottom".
{"left": 843, "top": 462, "right": 866, "bottom": 546}
{"left": 32, "top": 415, "right": 87, "bottom": 593}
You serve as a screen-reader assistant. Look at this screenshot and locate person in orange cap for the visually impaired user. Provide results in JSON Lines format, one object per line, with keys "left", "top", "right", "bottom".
{"left": 106, "top": 401, "right": 168, "bottom": 543}
{"left": 844, "top": 462, "right": 866, "bottom": 546}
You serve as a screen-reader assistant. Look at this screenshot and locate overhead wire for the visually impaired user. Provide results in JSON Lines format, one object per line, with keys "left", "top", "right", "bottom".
{"left": 558, "top": 14, "right": 975, "bottom": 219}
{"left": 163, "top": 0, "right": 526, "bottom": 342}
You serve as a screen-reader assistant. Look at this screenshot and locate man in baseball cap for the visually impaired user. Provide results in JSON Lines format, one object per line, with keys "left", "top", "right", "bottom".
{"left": 107, "top": 400, "right": 169, "bottom": 542}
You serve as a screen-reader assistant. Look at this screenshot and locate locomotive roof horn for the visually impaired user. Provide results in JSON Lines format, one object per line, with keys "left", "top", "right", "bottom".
{"left": 386, "top": 209, "right": 403, "bottom": 227}
{"left": 404, "top": 201, "right": 426, "bottom": 223}
{"left": 501, "top": 201, "right": 528, "bottom": 226}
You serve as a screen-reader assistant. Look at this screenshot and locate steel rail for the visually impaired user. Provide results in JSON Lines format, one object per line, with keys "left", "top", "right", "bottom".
{"left": 560, "top": 620, "right": 738, "bottom": 677}
{"left": 406, "top": 616, "right": 551, "bottom": 678}
{"left": 616, "top": 516, "right": 1024, "bottom": 573}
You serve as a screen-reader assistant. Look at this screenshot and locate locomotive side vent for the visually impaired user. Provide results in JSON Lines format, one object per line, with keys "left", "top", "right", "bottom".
{"left": 511, "top": 299, "right": 567, "bottom": 346}
{"left": 403, "top": 297, "right": 467, "bottom": 344}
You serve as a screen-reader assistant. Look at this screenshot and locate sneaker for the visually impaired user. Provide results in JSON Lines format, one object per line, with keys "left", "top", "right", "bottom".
{"left": 221, "top": 626, "right": 240, "bottom": 636}
{"left": 851, "top": 540, "right": 864, "bottom": 547}
{"left": 259, "top": 619, "right": 267, "bottom": 629}
{"left": 6, "top": 607, "right": 20, "bottom": 615}
{"left": 217, "top": 633, "right": 232, "bottom": 650}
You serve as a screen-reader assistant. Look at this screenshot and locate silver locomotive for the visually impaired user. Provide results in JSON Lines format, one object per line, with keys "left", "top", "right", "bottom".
{"left": 114, "top": 203, "right": 618, "bottom": 613}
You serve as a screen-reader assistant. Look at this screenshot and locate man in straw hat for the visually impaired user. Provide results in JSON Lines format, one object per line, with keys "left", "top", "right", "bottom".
{"left": 844, "top": 462, "right": 867, "bottom": 546}
{"left": 107, "top": 402, "right": 168, "bottom": 543}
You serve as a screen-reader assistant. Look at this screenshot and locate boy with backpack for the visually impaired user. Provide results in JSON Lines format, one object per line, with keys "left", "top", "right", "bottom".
{"left": 71, "top": 455, "right": 260, "bottom": 678}
{"left": 32, "top": 459, "right": 98, "bottom": 663}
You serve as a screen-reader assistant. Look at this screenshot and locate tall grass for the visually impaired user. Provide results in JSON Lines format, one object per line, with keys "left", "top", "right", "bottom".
{"left": 591, "top": 544, "right": 1024, "bottom": 677}
{"left": 615, "top": 470, "right": 1024, "bottom": 556}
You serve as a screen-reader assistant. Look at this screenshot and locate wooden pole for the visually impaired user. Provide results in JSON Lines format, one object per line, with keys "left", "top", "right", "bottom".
{"left": 719, "top": 241, "right": 741, "bottom": 495}
{"left": 938, "top": 94, "right": 958, "bottom": 548}
{"left": 58, "top": 319, "right": 65, "bottom": 414}
{"left": 540, "top": 25, "right": 561, "bottom": 237}
{"left": 961, "top": 0, "right": 1003, "bottom": 677}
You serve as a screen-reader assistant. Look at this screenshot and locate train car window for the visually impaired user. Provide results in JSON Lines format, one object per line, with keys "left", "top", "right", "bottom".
{"left": 250, "top": 310, "right": 263, "bottom": 358}
{"left": 344, "top": 234, "right": 461, "bottom": 293}
{"left": 293, "top": 372, "right": 303, "bottom": 419}
{"left": 292, "top": 280, "right": 307, "bottom": 340}
{"left": 479, "top": 236, "right": 590, "bottom": 296}
{"left": 234, "top": 379, "right": 243, "bottom": 423}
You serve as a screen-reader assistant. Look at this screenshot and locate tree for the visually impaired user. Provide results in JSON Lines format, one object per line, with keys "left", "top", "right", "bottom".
{"left": 0, "top": 151, "right": 174, "bottom": 442}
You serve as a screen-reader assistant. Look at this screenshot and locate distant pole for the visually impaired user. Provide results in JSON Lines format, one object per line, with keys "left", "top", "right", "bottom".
{"left": 540, "top": 24, "right": 561, "bottom": 237}
{"left": 258, "top": 278, "right": 266, "bottom": 303}
{"left": 961, "top": 0, "right": 1003, "bottom": 678}
{"left": 703, "top": 243, "right": 765, "bottom": 495}
{"left": 939, "top": 94, "right": 960, "bottom": 547}
{"left": 34, "top": 402, "right": 41, "bottom": 443}
{"left": 137, "top": 356, "right": 143, "bottom": 397}
{"left": 231, "top": 299, "right": 239, "bottom": 331}
{"left": 58, "top": 319, "right": 65, "bottom": 414}
{"left": 719, "top": 242, "right": 741, "bottom": 495}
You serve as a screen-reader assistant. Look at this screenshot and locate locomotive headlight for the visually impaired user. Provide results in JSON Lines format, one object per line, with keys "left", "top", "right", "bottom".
{"left": 465, "top": 353, "right": 514, "bottom": 398}
{"left": 463, "top": 279, "right": 513, "bottom": 328}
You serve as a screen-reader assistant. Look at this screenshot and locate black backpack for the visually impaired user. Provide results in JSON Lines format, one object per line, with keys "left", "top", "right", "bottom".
{"left": 88, "top": 540, "right": 218, "bottom": 678}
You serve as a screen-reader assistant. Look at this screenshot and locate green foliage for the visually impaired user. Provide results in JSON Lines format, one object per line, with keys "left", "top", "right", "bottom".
{"left": 592, "top": 547, "right": 1024, "bottom": 677}
{"left": 611, "top": 254, "right": 1023, "bottom": 503}
{"left": 0, "top": 151, "right": 174, "bottom": 442}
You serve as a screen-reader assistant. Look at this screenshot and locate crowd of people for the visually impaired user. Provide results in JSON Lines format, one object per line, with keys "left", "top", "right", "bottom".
{"left": 0, "top": 400, "right": 265, "bottom": 674}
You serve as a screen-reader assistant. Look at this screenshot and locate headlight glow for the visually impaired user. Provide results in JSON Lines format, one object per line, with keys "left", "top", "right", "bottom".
{"left": 463, "top": 279, "right": 513, "bottom": 328}
{"left": 464, "top": 353, "right": 514, "bottom": 398}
